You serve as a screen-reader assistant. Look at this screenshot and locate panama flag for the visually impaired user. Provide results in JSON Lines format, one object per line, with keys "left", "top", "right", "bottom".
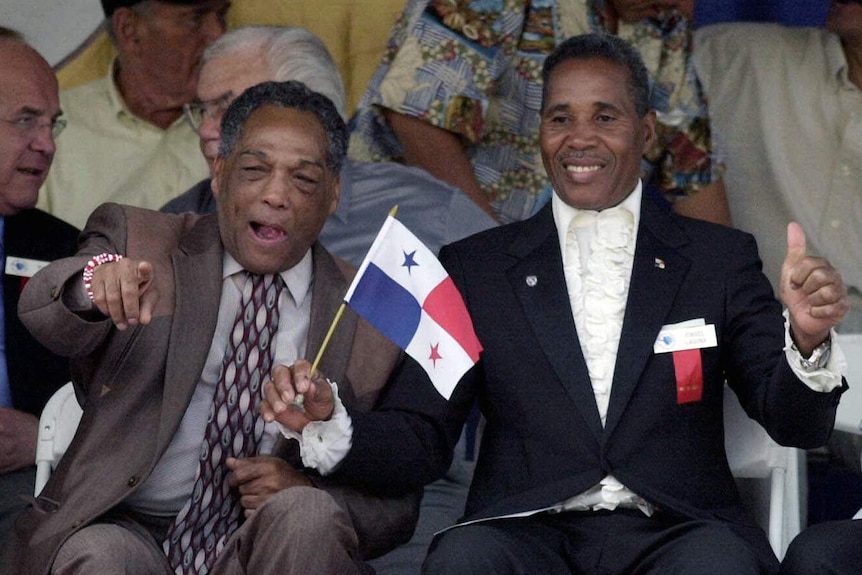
{"left": 344, "top": 214, "right": 482, "bottom": 399}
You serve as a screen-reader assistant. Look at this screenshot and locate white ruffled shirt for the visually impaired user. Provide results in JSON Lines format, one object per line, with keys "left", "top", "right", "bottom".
{"left": 553, "top": 183, "right": 655, "bottom": 515}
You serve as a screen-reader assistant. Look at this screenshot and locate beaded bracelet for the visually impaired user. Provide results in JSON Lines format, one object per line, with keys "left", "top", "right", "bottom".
{"left": 82, "top": 253, "right": 124, "bottom": 302}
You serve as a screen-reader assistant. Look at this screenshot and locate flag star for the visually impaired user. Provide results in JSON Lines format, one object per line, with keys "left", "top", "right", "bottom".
{"left": 429, "top": 343, "right": 443, "bottom": 368}
{"left": 402, "top": 250, "right": 419, "bottom": 274}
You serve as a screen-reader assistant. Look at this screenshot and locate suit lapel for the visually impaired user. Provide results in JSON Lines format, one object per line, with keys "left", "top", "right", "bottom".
{"left": 506, "top": 208, "right": 604, "bottom": 440}
{"left": 158, "top": 215, "right": 223, "bottom": 451}
{"left": 603, "top": 200, "right": 691, "bottom": 437}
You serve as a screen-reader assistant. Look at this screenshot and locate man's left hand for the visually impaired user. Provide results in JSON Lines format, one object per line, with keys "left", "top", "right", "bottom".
{"left": 226, "top": 456, "right": 312, "bottom": 517}
{"left": 260, "top": 360, "right": 335, "bottom": 432}
{"left": 780, "top": 222, "right": 849, "bottom": 356}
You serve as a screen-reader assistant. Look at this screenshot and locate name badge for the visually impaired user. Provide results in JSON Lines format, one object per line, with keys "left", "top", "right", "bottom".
{"left": 653, "top": 322, "right": 717, "bottom": 354}
{"left": 5, "top": 256, "right": 49, "bottom": 278}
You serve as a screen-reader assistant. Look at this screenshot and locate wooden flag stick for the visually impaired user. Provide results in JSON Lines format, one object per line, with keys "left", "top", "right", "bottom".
{"left": 309, "top": 303, "right": 347, "bottom": 378}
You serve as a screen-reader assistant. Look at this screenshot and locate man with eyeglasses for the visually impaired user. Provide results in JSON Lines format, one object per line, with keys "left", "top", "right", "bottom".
{"left": 0, "top": 29, "right": 79, "bottom": 565}
{"left": 36, "top": 0, "right": 230, "bottom": 229}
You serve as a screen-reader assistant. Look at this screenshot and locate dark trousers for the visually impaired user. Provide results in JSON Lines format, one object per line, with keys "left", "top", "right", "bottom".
{"left": 423, "top": 509, "right": 779, "bottom": 575}
{"left": 781, "top": 519, "right": 862, "bottom": 575}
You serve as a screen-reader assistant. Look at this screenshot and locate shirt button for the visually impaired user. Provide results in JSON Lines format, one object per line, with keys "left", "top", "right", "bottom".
{"left": 842, "top": 164, "right": 851, "bottom": 177}
{"left": 127, "top": 476, "right": 139, "bottom": 487}
{"left": 831, "top": 219, "right": 842, "bottom": 229}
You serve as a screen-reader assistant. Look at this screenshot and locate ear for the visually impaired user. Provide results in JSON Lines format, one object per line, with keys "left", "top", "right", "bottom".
{"left": 641, "top": 110, "right": 657, "bottom": 156}
{"left": 111, "top": 7, "right": 142, "bottom": 52}
{"left": 328, "top": 175, "right": 341, "bottom": 216}
{"left": 211, "top": 155, "right": 225, "bottom": 202}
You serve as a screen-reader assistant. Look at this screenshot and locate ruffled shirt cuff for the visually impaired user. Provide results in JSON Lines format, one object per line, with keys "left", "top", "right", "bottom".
{"left": 783, "top": 310, "right": 847, "bottom": 393}
{"left": 277, "top": 380, "right": 354, "bottom": 475}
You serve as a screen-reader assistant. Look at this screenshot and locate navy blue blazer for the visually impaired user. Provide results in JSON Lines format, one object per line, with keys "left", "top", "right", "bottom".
{"left": 4, "top": 209, "right": 78, "bottom": 416}
{"left": 339, "top": 196, "right": 844, "bottom": 530}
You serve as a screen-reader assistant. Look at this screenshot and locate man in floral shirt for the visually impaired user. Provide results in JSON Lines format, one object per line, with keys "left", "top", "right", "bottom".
{"left": 349, "top": 0, "right": 728, "bottom": 225}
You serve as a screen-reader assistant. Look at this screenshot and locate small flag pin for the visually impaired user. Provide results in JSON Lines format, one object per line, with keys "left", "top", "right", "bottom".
{"left": 654, "top": 258, "right": 666, "bottom": 269}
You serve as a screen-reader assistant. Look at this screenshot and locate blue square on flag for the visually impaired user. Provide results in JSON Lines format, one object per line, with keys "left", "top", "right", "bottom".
{"left": 348, "top": 263, "right": 421, "bottom": 349}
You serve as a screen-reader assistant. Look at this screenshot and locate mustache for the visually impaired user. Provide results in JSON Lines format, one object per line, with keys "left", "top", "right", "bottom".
{"left": 557, "top": 150, "right": 609, "bottom": 163}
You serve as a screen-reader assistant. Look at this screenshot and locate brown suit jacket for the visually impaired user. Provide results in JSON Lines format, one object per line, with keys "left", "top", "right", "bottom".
{"left": 10, "top": 204, "right": 414, "bottom": 575}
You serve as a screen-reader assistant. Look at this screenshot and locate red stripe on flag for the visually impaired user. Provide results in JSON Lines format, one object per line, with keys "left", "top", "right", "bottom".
{"left": 422, "top": 277, "right": 482, "bottom": 362}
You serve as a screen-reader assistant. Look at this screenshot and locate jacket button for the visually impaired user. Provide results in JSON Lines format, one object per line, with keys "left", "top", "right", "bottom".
{"left": 127, "top": 476, "right": 139, "bottom": 487}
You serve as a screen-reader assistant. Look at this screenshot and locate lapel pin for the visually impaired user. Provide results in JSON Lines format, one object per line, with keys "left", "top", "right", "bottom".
{"left": 526, "top": 275, "right": 538, "bottom": 287}
{"left": 654, "top": 258, "right": 666, "bottom": 269}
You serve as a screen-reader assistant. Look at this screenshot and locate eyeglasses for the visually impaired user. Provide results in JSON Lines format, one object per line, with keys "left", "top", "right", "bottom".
{"left": 0, "top": 115, "right": 67, "bottom": 138}
{"left": 183, "top": 91, "right": 234, "bottom": 130}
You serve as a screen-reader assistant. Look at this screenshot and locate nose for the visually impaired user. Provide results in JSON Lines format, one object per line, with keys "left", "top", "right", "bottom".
{"left": 562, "top": 119, "right": 598, "bottom": 149}
{"left": 30, "top": 125, "right": 56, "bottom": 156}
{"left": 197, "top": 110, "right": 221, "bottom": 142}
{"left": 201, "top": 8, "right": 228, "bottom": 43}
{"left": 261, "top": 172, "right": 291, "bottom": 210}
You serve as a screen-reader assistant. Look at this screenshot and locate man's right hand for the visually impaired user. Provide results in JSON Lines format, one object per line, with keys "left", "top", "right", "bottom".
{"left": 89, "top": 259, "right": 158, "bottom": 330}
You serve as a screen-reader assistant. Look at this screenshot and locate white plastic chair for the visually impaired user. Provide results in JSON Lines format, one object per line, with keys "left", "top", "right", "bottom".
{"left": 34, "top": 381, "right": 83, "bottom": 495}
{"left": 834, "top": 334, "right": 862, "bottom": 435}
{"left": 724, "top": 384, "right": 804, "bottom": 560}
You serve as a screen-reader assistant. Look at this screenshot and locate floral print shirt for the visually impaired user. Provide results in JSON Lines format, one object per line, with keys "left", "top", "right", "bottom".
{"left": 349, "top": 0, "right": 716, "bottom": 223}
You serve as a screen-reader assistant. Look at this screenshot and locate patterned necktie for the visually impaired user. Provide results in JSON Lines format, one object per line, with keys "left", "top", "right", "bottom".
{"left": 164, "top": 272, "right": 284, "bottom": 575}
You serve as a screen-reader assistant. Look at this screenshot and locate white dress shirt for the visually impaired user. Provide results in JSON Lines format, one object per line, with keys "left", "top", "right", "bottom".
{"left": 126, "top": 251, "right": 314, "bottom": 515}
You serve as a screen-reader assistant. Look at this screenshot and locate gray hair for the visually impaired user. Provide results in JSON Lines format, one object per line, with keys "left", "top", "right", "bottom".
{"left": 202, "top": 25, "right": 346, "bottom": 120}
{"left": 541, "top": 33, "right": 651, "bottom": 117}
{"left": 219, "top": 80, "right": 348, "bottom": 174}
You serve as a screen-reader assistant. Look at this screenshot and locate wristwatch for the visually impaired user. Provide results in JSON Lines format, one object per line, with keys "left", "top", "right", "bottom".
{"left": 796, "top": 338, "right": 832, "bottom": 371}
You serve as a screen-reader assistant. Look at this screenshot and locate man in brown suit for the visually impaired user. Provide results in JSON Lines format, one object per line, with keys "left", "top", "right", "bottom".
{"left": 9, "top": 81, "right": 417, "bottom": 574}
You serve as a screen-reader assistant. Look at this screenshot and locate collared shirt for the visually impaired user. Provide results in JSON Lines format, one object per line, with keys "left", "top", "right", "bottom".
{"left": 695, "top": 23, "right": 862, "bottom": 332}
{"left": 125, "top": 250, "right": 314, "bottom": 516}
{"left": 38, "top": 61, "right": 208, "bottom": 229}
{"left": 349, "top": 0, "right": 716, "bottom": 224}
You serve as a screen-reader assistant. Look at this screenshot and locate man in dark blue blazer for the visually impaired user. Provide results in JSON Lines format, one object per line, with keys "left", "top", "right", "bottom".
{"left": 0, "top": 30, "right": 79, "bottom": 557}
{"left": 264, "top": 33, "right": 851, "bottom": 575}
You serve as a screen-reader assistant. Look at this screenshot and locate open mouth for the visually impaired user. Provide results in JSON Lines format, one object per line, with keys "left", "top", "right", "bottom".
{"left": 566, "top": 164, "right": 602, "bottom": 174}
{"left": 17, "top": 167, "right": 45, "bottom": 177}
{"left": 251, "top": 222, "right": 287, "bottom": 242}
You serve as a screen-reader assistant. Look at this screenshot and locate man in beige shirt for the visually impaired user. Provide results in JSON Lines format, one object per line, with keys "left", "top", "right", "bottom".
{"left": 38, "top": 0, "right": 230, "bottom": 228}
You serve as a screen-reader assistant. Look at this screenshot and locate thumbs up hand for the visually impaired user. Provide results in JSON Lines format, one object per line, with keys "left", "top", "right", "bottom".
{"left": 779, "top": 222, "right": 849, "bottom": 356}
